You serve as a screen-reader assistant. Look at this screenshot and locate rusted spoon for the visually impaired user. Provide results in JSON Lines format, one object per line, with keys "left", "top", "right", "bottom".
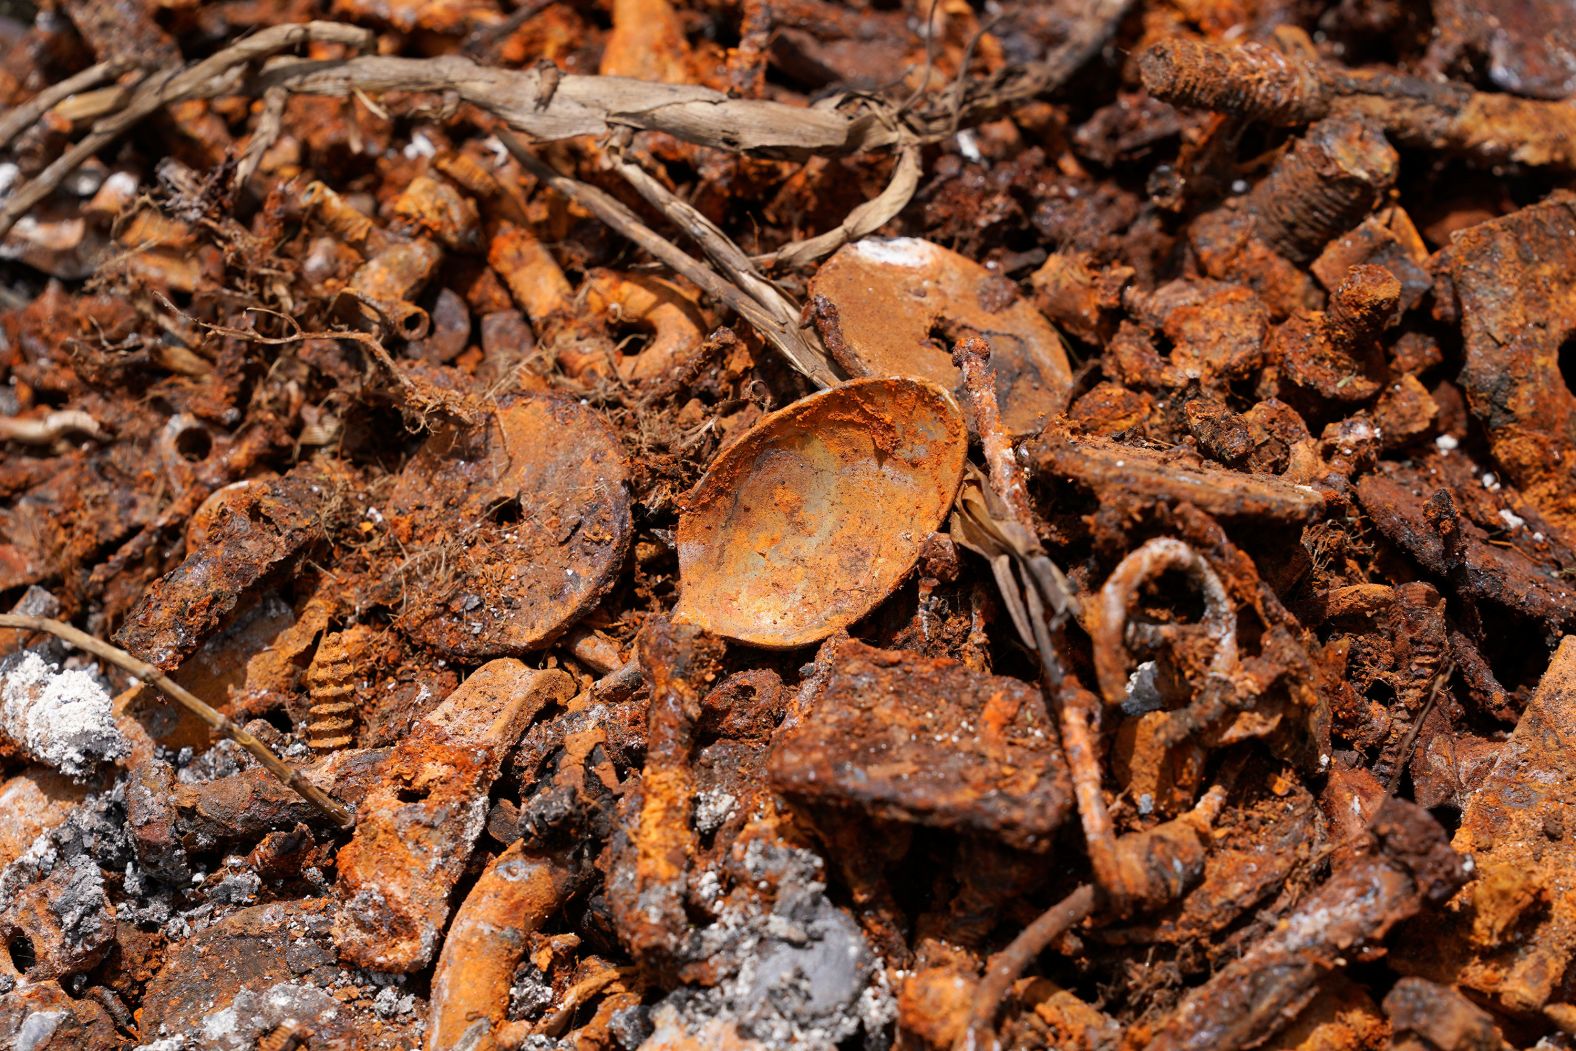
{"left": 675, "top": 377, "right": 968, "bottom": 648}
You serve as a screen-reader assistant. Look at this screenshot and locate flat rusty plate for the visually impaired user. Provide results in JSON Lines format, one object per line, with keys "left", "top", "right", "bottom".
{"left": 139, "top": 899, "right": 421, "bottom": 1049}
{"left": 674, "top": 377, "right": 967, "bottom": 649}
{"left": 809, "top": 238, "right": 1073, "bottom": 436}
{"left": 767, "top": 639, "right": 1071, "bottom": 850}
{"left": 390, "top": 394, "right": 632, "bottom": 659}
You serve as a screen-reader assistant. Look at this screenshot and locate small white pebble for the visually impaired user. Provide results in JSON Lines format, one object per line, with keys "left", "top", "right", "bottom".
{"left": 402, "top": 131, "right": 437, "bottom": 160}
{"left": 1498, "top": 508, "right": 1526, "bottom": 530}
{"left": 1435, "top": 434, "right": 1459, "bottom": 451}
{"left": 955, "top": 130, "right": 983, "bottom": 163}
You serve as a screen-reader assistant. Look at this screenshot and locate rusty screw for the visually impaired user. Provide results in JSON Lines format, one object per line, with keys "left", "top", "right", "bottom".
{"left": 1246, "top": 117, "right": 1398, "bottom": 263}
{"left": 1140, "top": 38, "right": 1329, "bottom": 125}
{"left": 1142, "top": 36, "right": 1576, "bottom": 171}
{"left": 305, "top": 629, "right": 360, "bottom": 754}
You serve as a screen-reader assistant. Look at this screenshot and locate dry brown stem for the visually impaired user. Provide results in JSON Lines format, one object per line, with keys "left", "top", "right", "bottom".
{"left": 499, "top": 133, "right": 842, "bottom": 386}
{"left": 755, "top": 145, "right": 923, "bottom": 269}
{"left": 0, "top": 58, "right": 138, "bottom": 150}
{"left": 0, "top": 21, "right": 375, "bottom": 239}
{"left": 0, "top": 613, "right": 354, "bottom": 827}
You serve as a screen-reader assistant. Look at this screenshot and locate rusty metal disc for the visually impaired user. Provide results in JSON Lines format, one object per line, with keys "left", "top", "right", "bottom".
{"left": 389, "top": 394, "right": 632, "bottom": 659}
{"left": 674, "top": 377, "right": 968, "bottom": 648}
{"left": 809, "top": 237, "right": 1073, "bottom": 436}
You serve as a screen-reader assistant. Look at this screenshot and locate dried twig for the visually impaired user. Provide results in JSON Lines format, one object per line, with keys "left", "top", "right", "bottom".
{"left": 757, "top": 145, "right": 923, "bottom": 269}
{"left": 247, "top": 3, "right": 1131, "bottom": 154}
{"left": 0, "top": 410, "right": 105, "bottom": 445}
{"left": 0, "top": 57, "right": 138, "bottom": 150}
{"left": 499, "top": 133, "right": 842, "bottom": 386}
{"left": 235, "top": 86, "right": 288, "bottom": 187}
{"left": 605, "top": 146, "right": 843, "bottom": 384}
{"left": 0, "top": 614, "right": 355, "bottom": 827}
{"left": 255, "top": 51, "right": 902, "bottom": 155}
{"left": 0, "top": 21, "right": 375, "bottom": 239}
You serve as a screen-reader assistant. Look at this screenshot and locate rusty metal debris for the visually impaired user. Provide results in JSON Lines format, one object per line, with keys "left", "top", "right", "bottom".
{"left": 333, "top": 659, "right": 575, "bottom": 971}
{"left": 3, "top": 2, "right": 1576, "bottom": 1048}
{"left": 675, "top": 377, "right": 967, "bottom": 648}
{"left": 428, "top": 840, "right": 584, "bottom": 1050}
{"left": 809, "top": 238, "right": 1073, "bottom": 436}
{"left": 1142, "top": 797, "right": 1467, "bottom": 1051}
{"left": 769, "top": 637, "right": 1071, "bottom": 851}
{"left": 388, "top": 394, "right": 634, "bottom": 660}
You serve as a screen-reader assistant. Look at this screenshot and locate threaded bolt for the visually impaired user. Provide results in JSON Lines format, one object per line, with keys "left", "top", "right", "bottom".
{"left": 1247, "top": 116, "right": 1398, "bottom": 262}
{"left": 1140, "top": 38, "right": 1330, "bottom": 125}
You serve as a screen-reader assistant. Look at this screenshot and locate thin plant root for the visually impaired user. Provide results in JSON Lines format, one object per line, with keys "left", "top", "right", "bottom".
{"left": 0, "top": 614, "right": 355, "bottom": 827}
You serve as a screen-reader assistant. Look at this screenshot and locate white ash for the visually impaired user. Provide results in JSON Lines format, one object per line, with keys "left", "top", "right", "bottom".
{"left": 32, "top": 855, "right": 113, "bottom": 950}
{"left": 0, "top": 782, "right": 130, "bottom": 912}
{"left": 509, "top": 967, "right": 555, "bottom": 1020}
{"left": 174, "top": 738, "right": 252, "bottom": 783}
{"left": 609, "top": 1004, "right": 653, "bottom": 1049}
{"left": 204, "top": 859, "right": 261, "bottom": 906}
{"left": 372, "top": 985, "right": 417, "bottom": 1018}
{"left": 692, "top": 789, "right": 737, "bottom": 835}
{"left": 196, "top": 981, "right": 342, "bottom": 1050}
{"left": 0, "top": 651, "right": 127, "bottom": 778}
{"left": 646, "top": 837, "right": 894, "bottom": 1049}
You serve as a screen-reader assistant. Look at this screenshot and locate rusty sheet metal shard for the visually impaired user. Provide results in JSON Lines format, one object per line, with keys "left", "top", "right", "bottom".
{"left": 1440, "top": 192, "right": 1576, "bottom": 540}
{"left": 139, "top": 899, "right": 421, "bottom": 1050}
{"left": 674, "top": 377, "right": 968, "bottom": 649}
{"left": 1435, "top": 635, "right": 1576, "bottom": 1013}
{"left": 333, "top": 660, "right": 576, "bottom": 972}
{"left": 115, "top": 467, "right": 331, "bottom": 670}
{"left": 390, "top": 393, "right": 633, "bottom": 660}
{"left": 809, "top": 238, "right": 1073, "bottom": 436}
{"left": 1355, "top": 459, "right": 1576, "bottom": 630}
{"left": 768, "top": 639, "right": 1071, "bottom": 850}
